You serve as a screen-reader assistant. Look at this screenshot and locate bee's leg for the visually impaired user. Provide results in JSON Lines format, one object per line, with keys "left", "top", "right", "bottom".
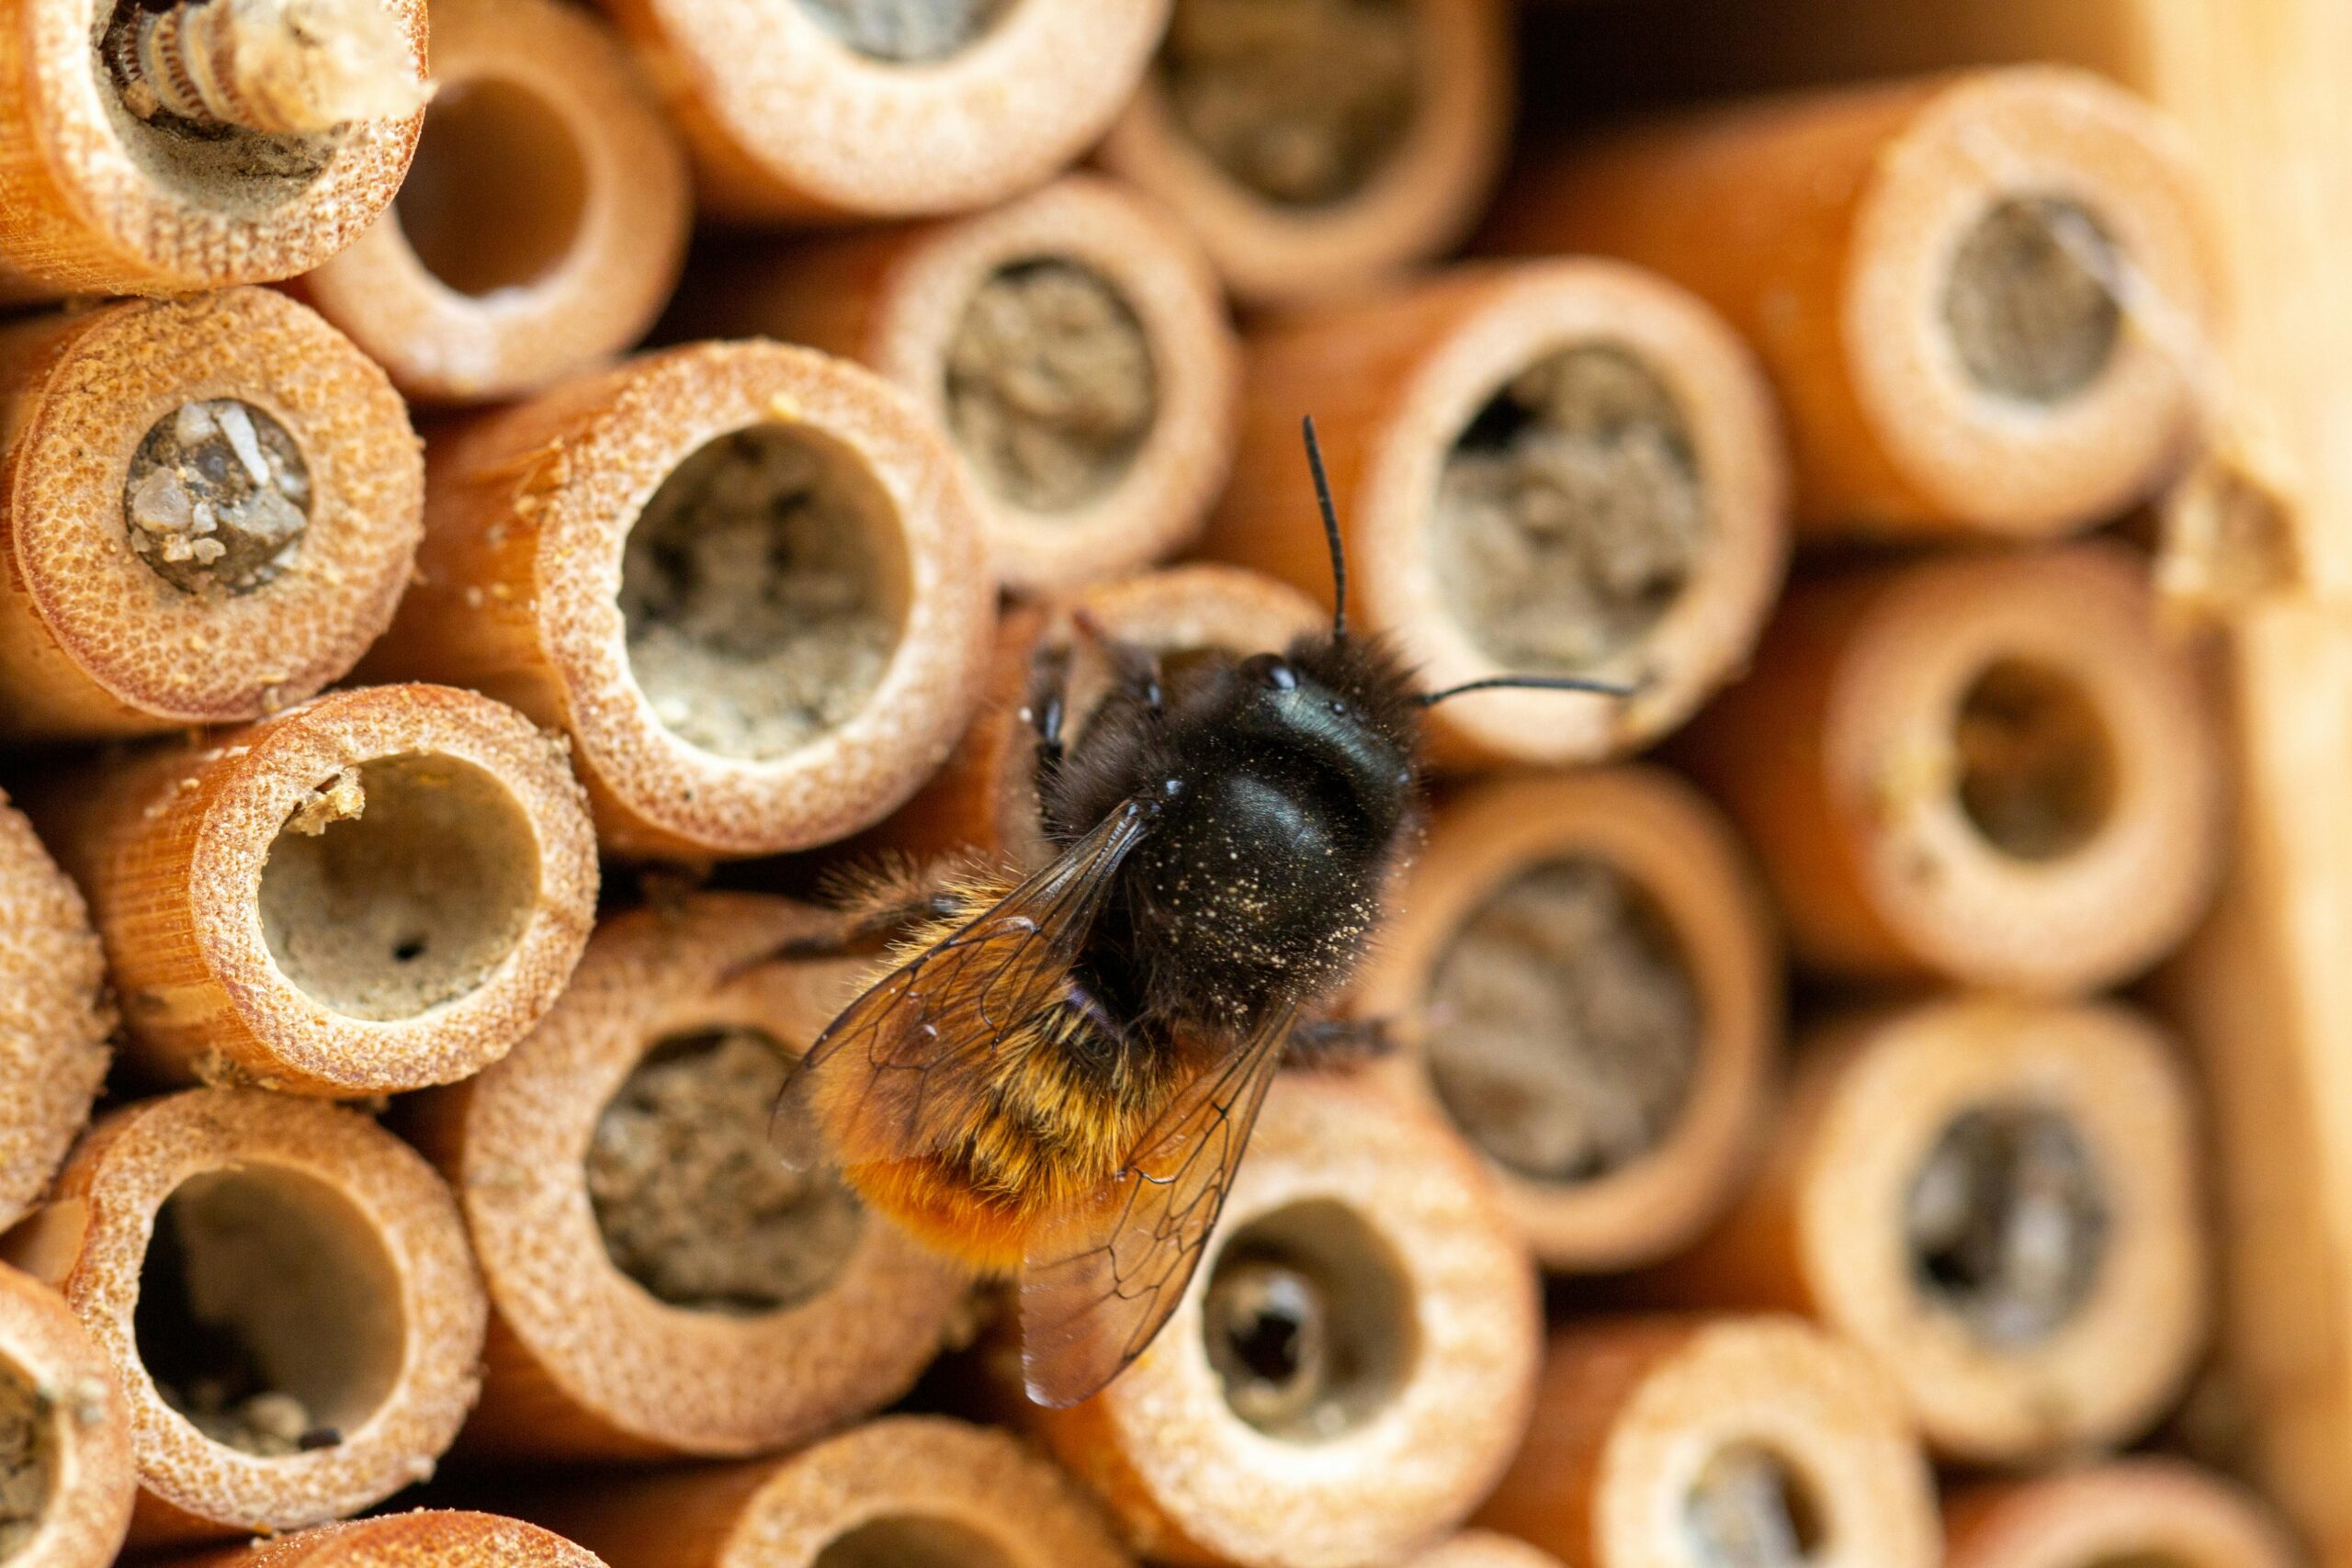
{"left": 1283, "top": 1015, "right": 1395, "bottom": 1071}
{"left": 1069, "top": 609, "right": 1165, "bottom": 716}
{"left": 1026, "top": 643, "right": 1072, "bottom": 795}
{"left": 773, "top": 855, "right": 981, "bottom": 959}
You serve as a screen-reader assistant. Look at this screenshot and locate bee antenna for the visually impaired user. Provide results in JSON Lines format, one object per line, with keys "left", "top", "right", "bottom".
{"left": 1418, "top": 673, "right": 1638, "bottom": 707}
{"left": 1302, "top": 415, "right": 1347, "bottom": 642}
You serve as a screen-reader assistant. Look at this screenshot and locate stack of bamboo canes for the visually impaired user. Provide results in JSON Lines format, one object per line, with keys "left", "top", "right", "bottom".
{"left": 0, "top": 0, "right": 2324, "bottom": 1565}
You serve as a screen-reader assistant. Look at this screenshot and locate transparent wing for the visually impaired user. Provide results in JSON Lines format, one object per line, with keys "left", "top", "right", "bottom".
{"left": 784, "top": 796, "right": 1158, "bottom": 1168}
{"left": 1016, "top": 1000, "right": 1296, "bottom": 1408}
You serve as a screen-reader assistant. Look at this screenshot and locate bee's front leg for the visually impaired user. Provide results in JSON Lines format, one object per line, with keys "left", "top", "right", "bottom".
{"left": 774, "top": 856, "right": 980, "bottom": 960}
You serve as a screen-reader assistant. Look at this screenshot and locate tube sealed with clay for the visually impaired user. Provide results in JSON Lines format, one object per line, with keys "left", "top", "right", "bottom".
{"left": 1485, "top": 67, "right": 2222, "bottom": 538}
{"left": 404, "top": 895, "right": 966, "bottom": 1461}
{"left": 0, "top": 292, "right": 423, "bottom": 740}
{"left": 0, "top": 1263, "right": 136, "bottom": 1568}
{"left": 1201, "top": 259, "right": 1787, "bottom": 766}
{"left": 361, "top": 341, "right": 995, "bottom": 860}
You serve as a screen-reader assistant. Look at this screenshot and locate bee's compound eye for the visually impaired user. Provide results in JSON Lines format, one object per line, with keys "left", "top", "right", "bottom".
{"left": 1241, "top": 653, "right": 1298, "bottom": 691}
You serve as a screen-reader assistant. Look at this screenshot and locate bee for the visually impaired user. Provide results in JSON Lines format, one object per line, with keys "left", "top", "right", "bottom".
{"left": 777, "top": 420, "right": 1623, "bottom": 1406}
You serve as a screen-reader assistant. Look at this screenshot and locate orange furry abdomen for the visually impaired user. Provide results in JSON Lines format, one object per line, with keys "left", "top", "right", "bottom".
{"left": 845, "top": 1156, "right": 1040, "bottom": 1271}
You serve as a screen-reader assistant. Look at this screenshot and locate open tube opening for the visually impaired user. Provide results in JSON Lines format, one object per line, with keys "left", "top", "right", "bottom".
{"left": 1943, "top": 195, "right": 2123, "bottom": 406}
{"left": 123, "top": 398, "right": 311, "bottom": 596}
{"left": 259, "top": 753, "right": 541, "bottom": 1021}
{"left": 394, "top": 77, "right": 589, "bottom": 298}
{"left": 812, "top": 1517, "right": 1020, "bottom": 1568}
{"left": 793, "top": 0, "right": 1013, "bottom": 62}
{"left": 134, "top": 1167, "right": 405, "bottom": 1456}
{"left": 945, "top": 258, "right": 1157, "bottom": 514}
{"left": 1159, "top": 0, "right": 1421, "bottom": 207}
{"left": 0, "top": 1356, "right": 55, "bottom": 1562}
{"left": 1953, "top": 658, "right": 2120, "bottom": 863}
{"left": 621, "top": 423, "right": 907, "bottom": 761}
{"left": 1422, "top": 856, "right": 1702, "bottom": 1183}
{"left": 1905, "top": 1104, "right": 2111, "bottom": 1347}
{"left": 586, "top": 1029, "right": 863, "bottom": 1314}
{"left": 1435, "top": 344, "right": 1708, "bottom": 674}
{"left": 1203, "top": 1199, "right": 1414, "bottom": 1442}
{"left": 1683, "top": 1443, "right": 1829, "bottom": 1568}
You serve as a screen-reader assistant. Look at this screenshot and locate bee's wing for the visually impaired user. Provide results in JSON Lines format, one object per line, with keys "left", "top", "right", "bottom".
{"left": 787, "top": 795, "right": 1159, "bottom": 1168}
{"left": 1016, "top": 1000, "right": 1297, "bottom": 1408}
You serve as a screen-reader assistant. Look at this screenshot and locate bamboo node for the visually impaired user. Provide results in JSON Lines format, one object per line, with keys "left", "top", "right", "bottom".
{"left": 106, "top": 0, "right": 429, "bottom": 135}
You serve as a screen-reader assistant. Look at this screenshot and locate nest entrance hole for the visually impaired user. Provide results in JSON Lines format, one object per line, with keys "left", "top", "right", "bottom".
{"left": 1159, "top": 0, "right": 1420, "bottom": 208}
{"left": 0, "top": 1356, "right": 55, "bottom": 1563}
{"left": 586, "top": 1029, "right": 863, "bottom": 1314}
{"left": 1683, "top": 1444, "right": 1829, "bottom": 1568}
{"left": 1905, "top": 1103, "right": 2111, "bottom": 1348}
{"left": 1953, "top": 658, "right": 2119, "bottom": 863}
{"left": 259, "top": 753, "right": 540, "bottom": 1021}
{"left": 621, "top": 423, "right": 906, "bottom": 761}
{"left": 123, "top": 398, "right": 311, "bottom": 596}
{"left": 812, "top": 1517, "right": 1019, "bottom": 1568}
{"left": 1944, "top": 195, "right": 2124, "bottom": 406}
{"left": 946, "top": 259, "right": 1157, "bottom": 514}
{"left": 394, "top": 77, "right": 588, "bottom": 298}
{"left": 794, "top": 0, "right": 1012, "bottom": 62}
{"left": 1434, "top": 344, "right": 1707, "bottom": 675}
{"left": 1422, "top": 856, "right": 1702, "bottom": 1183}
{"left": 1204, "top": 1199, "right": 1413, "bottom": 1442}
{"left": 133, "top": 1166, "right": 404, "bottom": 1457}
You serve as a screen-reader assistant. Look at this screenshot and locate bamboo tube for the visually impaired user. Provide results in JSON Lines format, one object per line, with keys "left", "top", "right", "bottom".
{"left": 404, "top": 894, "right": 967, "bottom": 1461}
{"left": 1198, "top": 261, "right": 1786, "bottom": 767}
{"left": 530, "top": 1416, "right": 1129, "bottom": 1568}
{"left": 360, "top": 341, "right": 994, "bottom": 861}
{"left": 1643, "top": 996, "right": 2205, "bottom": 1465}
{"left": 1406, "top": 1533, "right": 1565, "bottom": 1568}
{"left": 292, "top": 0, "right": 689, "bottom": 405}
{"left": 1674, "top": 542, "right": 2221, "bottom": 992}
{"left": 0, "top": 290, "right": 423, "bottom": 741}
{"left": 1944, "top": 1460, "right": 2298, "bottom": 1568}
{"left": 677, "top": 175, "right": 1238, "bottom": 594}
{"left": 1012, "top": 1074, "right": 1539, "bottom": 1568}
{"left": 1098, "top": 0, "right": 1512, "bottom": 305}
{"left": 0, "top": 0, "right": 427, "bottom": 301}
{"left": 881, "top": 562, "right": 1326, "bottom": 865}
{"left": 0, "top": 795, "right": 108, "bottom": 1234}
{"left": 1351, "top": 768, "right": 1777, "bottom": 1273}
{"left": 23, "top": 683, "right": 598, "bottom": 1098}
{"left": 177, "top": 1511, "right": 610, "bottom": 1568}
{"left": 1475, "top": 1315, "right": 1940, "bottom": 1568}
{"left": 0, "top": 1264, "right": 135, "bottom": 1568}
{"left": 594, "top": 0, "right": 1162, "bottom": 221}
{"left": 2, "top": 1089, "right": 486, "bottom": 1546}
{"left": 1484, "top": 67, "right": 2223, "bottom": 539}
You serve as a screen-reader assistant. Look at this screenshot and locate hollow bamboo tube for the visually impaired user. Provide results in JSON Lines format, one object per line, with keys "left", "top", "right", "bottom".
{"left": 22, "top": 683, "right": 598, "bottom": 1097}
{"left": 1642, "top": 996, "right": 2205, "bottom": 1465}
{"left": 880, "top": 562, "right": 1326, "bottom": 866}
{"left": 292, "top": 0, "right": 688, "bottom": 405}
{"left": 0, "top": 1263, "right": 135, "bottom": 1568}
{"left": 359, "top": 341, "right": 995, "bottom": 861}
{"left": 1673, "top": 541, "right": 2221, "bottom": 992}
{"left": 403, "top": 894, "right": 966, "bottom": 1461}
{"left": 1198, "top": 260, "right": 1787, "bottom": 767}
{"left": 1484, "top": 67, "right": 2223, "bottom": 539}
{"left": 1474, "top": 1315, "right": 1940, "bottom": 1568}
{"left": 1351, "top": 768, "right": 1778, "bottom": 1273}
{"left": 1406, "top": 1532, "right": 1566, "bottom": 1568}
{"left": 0, "top": 0, "right": 426, "bottom": 301}
{"left": 1944, "top": 1460, "right": 2298, "bottom": 1568}
{"left": 529, "top": 1416, "right": 1129, "bottom": 1568}
{"left": 1012, "top": 1074, "right": 1539, "bottom": 1568}
{"left": 0, "top": 290, "right": 423, "bottom": 741}
{"left": 676, "top": 175, "right": 1238, "bottom": 593}
{"left": 594, "top": 0, "right": 1162, "bottom": 221}
{"left": 1098, "top": 0, "right": 1512, "bottom": 305}
{"left": 176, "top": 1511, "right": 610, "bottom": 1568}
{"left": 2, "top": 1089, "right": 486, "bottom": 1546}
{"left": 0, "top": 795, "right": 108, "bottom": 1234}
